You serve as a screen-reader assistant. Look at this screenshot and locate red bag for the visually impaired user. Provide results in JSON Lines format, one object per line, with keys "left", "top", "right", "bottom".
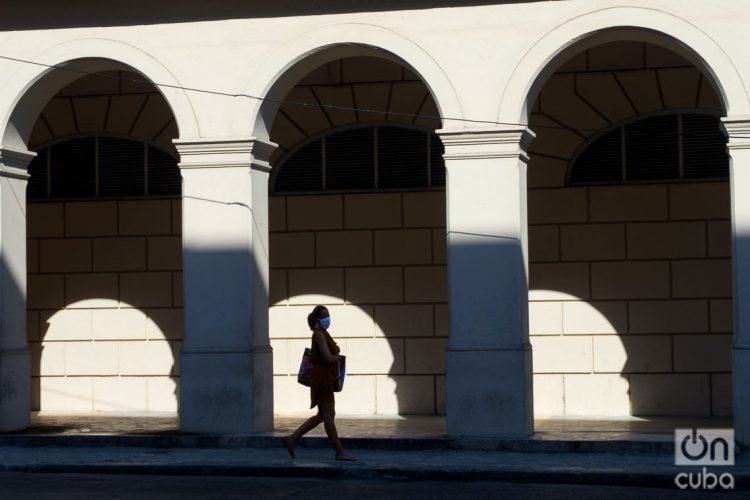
{"left": 297, "top": 349, "right": 346, "bottom": 392}
{"left": 297, "top": 348, "right": 314, "bottom": 387}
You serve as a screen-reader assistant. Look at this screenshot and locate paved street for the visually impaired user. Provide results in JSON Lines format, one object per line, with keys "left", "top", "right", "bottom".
{"left": 0, "top": 473, "right": 745, "bottom": 500}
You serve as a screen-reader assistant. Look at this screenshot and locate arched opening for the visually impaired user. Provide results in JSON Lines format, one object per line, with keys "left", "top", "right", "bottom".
{"left": 260, "top": 53, "right": 449, "bottom": 420}
{"left": 15, "top": 67, "right": 183, "bottom": 421}
{"left": 525, "top": 38, "right": 732, "bottom": 428}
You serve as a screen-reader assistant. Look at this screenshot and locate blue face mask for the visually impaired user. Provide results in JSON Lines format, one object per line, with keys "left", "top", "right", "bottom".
{"left": 319, "top": 316, "right": 331, "bottom": 329}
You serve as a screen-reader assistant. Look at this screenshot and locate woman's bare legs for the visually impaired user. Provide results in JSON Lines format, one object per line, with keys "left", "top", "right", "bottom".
{"left": 318, "top": 401, "right": 355, "bottom": 460}
{"left": 283, "top": 401, "right": 355, "bottom": 460}
{"left": 282, "top": 412, "right": 324, "bottom": 458}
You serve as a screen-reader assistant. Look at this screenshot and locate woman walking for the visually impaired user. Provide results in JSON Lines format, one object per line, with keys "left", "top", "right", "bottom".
{"left": 282, "top": 305, "right": 356, "bottom": 461}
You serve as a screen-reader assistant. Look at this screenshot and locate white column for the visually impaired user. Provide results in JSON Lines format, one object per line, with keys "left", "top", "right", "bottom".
{"left": 723, "top": 117, "right": 750, "bottom": 446}
{"left": 0, "top": 147, "right": 34, "bottom": 432}
{"left": 438, "top": 127, "right": 535, "bottom": 438}
{"left": 174, "top": 138, "right": 276, "bottom": 434}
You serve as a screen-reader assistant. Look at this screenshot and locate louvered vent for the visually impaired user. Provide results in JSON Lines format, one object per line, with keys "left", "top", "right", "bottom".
{"left": 27, "top": 136, "right": 180, "bottom": 200}
{"left": 99, "top": 137, "right": 145, "bottom": 197}
{"left": 326, "top": 128, "right": 374, "bottom": 190}
{"left": 274, "top": 140, "right": 323, "bottom": 192}
{"left": 148, "top": 145, "right": 182, "bottom": 196}
{"left": 569, "top": 112, "right": 728, "bottom": 185}
{"left": 625, "top": 115, "right": 680, "bottom": 181}
{"left": 273, "top": 124, "right": 445, "bottom": 194}
{"left": 378, "top": 126, "right": 428, "bottom": 189}
{"left": 51, "top": 137, "right": 96, "bottom": 198}
{"left": 569, "top": 129, "right": 622, "bottom": 184}
{"left": 683, "top": 114, "right": 730, "bottom": 179}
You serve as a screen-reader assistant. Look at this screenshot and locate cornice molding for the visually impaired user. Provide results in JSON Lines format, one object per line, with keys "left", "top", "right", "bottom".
{"left": 174, "top": 137, "right": 277, "bottom": 171}
{"left": 722, "top": 117, "right": 750, "bottom": 150}
{"left": 0, "top": 147, "right": 35, "bottom": 180}
{"left": 437, "top": 127, "right": 536, "bottom": 162}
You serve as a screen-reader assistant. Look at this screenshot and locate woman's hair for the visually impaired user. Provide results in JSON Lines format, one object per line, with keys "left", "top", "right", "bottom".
{"left": 307, "top": 305, "right": 328, "bottom": 330}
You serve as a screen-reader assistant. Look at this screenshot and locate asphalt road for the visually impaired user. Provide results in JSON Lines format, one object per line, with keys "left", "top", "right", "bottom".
{"left": 0, "top": 473, "right": 746, "bottom": 499}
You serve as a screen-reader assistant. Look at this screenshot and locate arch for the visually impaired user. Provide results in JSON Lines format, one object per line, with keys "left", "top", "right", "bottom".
{"left": 0, "top": 38, "right": 199, "bottom": 152}
{"left": 497, "top": 6, "right": 749, "bottom": 124}
{"left": 230, "top": 22, "right": 463, "bottom": 141}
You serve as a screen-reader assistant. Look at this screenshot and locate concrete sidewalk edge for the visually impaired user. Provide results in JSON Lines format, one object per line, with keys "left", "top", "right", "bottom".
{"left": 0, "top": 434, "right": 676, "bottom": 454}
{"left": 1, "top": 462, "right": 747, "bottom": 489}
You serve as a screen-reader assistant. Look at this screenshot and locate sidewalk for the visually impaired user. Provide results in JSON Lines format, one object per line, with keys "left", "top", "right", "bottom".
{"left": 0, "top": 414, "right": 745, "bottom": 488}
{"left": 0, "top": 444, "right": 747, "bottom": 488}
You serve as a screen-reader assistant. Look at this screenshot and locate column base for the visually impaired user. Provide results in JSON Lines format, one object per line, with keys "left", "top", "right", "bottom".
{"left": 0, "top": 348, "right": 30, "bottom": 432}
{"left": 734, "top": 347, "right": 750, "bottom": 446}
{"left": 446, "top": 346, "right": 533, "bottom": 438}
{"left": 179, "top": 347, "right": 273, "bottom": 434}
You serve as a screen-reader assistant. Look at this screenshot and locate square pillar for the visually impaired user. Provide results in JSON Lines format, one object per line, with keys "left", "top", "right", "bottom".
{"left": 438, "top": 127, "right": 535, "bottom": 438}
{"left": 175, "top": 138, "right": 276, "bottom": 434}
{"left": 723, "top": 117, "right": 750, "bottom": 446}
{"left": 0, "top": 148, "right": 34, "bottom": 432}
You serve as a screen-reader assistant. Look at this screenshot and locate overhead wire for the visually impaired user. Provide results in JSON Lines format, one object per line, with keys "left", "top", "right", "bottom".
{"left": 2, "top": 53, "right": 749, "bottom": 139}
{"left": 0, "top": 54, "right": 615, "bottom": 135}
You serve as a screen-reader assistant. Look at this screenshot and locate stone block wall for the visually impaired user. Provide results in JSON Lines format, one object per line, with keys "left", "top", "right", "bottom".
{"left": 528, "top": 182, "right": 733, "bottom": 416}
{"left": 269, "top": 183, "right": 732, "bottom": 417}
{"left": 27, "top": 199, "right": 183, "bottom": 412}
{"left": 26, "top": 185, "right": 731, "bottom": 417}
{"left": 268, "top": 192, "right": 449, "bottom": 415}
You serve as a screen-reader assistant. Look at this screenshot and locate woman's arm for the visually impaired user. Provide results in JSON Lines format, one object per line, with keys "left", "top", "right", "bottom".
{"left": 313, "top": 329, "right": 339, "bottom": 364}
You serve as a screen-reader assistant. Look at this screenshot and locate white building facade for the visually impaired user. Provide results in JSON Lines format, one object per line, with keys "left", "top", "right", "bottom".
{"left": 1, "top": 0, "right": 749, "bottom": 443}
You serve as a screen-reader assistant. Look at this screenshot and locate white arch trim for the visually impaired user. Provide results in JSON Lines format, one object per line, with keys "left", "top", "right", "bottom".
{"left": 0, "top": 37, "right": 199, "bottom": 151}
{"left": 497, "top": 6, "right": 750, "bottom": 123}
{"left": 230, "top": 22, "right": 463, "bottom": 140}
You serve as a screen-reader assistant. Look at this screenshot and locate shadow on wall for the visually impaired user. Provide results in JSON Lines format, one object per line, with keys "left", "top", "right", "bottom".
{"left": 21, "top": 157, "right": 184, "bottom": 418}
{"left": 31, "top": 302, "right": 180, "bottom": 414}
{"left": 26, "top": 199, "right": 184, "bottom": 415}
{"left": 0, "top": 250, "right": 31, "bottom": 431}
{"left": 528, "top": 199, "right": 734, "bottom": 420}
{"left": 272, "top": 300, "right": 448, "bottom": 419}
{"left": 0, "top": 0, "right": 546, "bottom": 30}
{"left": 268, "top": 194, "right": 449, "bottom": 419}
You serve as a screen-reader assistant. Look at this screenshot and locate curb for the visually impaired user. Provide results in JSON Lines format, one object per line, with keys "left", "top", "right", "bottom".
{"left": 1, "top": 462, "right": 747, "bottom": 489}
{"left": 0, "top": 434, "right": 675, "bottom": 454}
